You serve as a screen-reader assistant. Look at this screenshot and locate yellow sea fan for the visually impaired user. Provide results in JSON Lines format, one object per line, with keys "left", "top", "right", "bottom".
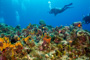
{"left": 24, "top": 37, "right": 28, "bottom": 42}
{"left": 0, "top": 38, "right": 4, "bottom": 51}
{"left": 15, "top": 42, "right": 22, "bottom": 47}
{"left": 4, "top": 37, "right": 9, "bottom": 40}
{"left": 3, "top": 43, "right": 11, "bottom": 49}
{"left": 3, "top": 37, "right": 10, "bottom": 43}
{"left": 24, "top": 36, "right": 31, "bottom": 42}
{"left": 17, "top": 37, "right": 20, "bottom": 41}
{"left": 10, "top": 44, "right": 15, "bottom": 48}
{"left": 11, "top": 49, "right": 15, "bottom": 57}
{"left": 2, "top": 43, "right": 7, "bottom": 49}
{"left": 0, "top": 38, "right": 4, "bottom": 42}
{"left": 0, "top": 47, "right": 3, "bottom": 51}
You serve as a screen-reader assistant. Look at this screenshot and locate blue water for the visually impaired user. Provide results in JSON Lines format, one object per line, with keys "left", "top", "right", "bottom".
{"left": 0, "top": 0, "right": 90, "bottom": 31}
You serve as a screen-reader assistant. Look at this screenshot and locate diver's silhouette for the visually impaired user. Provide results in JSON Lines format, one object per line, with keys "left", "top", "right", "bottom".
{"left": 49, "top": 3, "right": 73, "bottom": 16}
{"left": 83, "top": 14, "right": 90, "bottom": 24}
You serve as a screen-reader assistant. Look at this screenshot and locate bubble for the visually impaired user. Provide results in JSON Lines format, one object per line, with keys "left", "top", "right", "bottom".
{"left": 48, "top": 1, "right": 51, "bottom": 4}
{"left": 48, "top": 1, "right": 52, "bottom": 9}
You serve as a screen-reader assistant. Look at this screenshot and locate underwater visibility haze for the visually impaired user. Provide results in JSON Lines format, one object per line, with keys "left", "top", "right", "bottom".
{"left": 0, "top": 0, "right": 90, "bottom": 60}
{"left": 0, "top": 0, "right": 90, "bottom": 30}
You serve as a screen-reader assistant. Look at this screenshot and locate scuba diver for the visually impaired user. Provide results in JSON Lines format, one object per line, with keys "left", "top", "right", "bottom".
{"left": 48, "top": 2, "right": 73, "bottom": 16}
{"left": 82, "top": 14, "right": 90, "bottom": 24}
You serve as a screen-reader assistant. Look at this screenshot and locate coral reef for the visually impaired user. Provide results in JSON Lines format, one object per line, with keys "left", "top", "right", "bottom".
{"left": 0, "top": 21, "right": 90, "bottom": 60}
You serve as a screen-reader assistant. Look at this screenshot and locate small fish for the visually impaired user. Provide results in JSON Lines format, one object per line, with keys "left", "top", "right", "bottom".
{"left": 69, "top": 40, "right": 72, "bottom": 43}
{"left": 78, "top": 23, "right": 81, "bottom": 27}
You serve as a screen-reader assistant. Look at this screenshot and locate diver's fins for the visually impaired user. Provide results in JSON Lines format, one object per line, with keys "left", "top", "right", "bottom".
{"left": 65, "top": 3, "right": 73, "bottom": 6}
{"left": 68, "top": 3, "right": 73, "bottom": 6}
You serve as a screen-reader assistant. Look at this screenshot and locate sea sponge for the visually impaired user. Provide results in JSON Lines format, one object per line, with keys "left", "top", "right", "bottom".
{"left": 43, "top": 34, "right": 51, "bottom": 43}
